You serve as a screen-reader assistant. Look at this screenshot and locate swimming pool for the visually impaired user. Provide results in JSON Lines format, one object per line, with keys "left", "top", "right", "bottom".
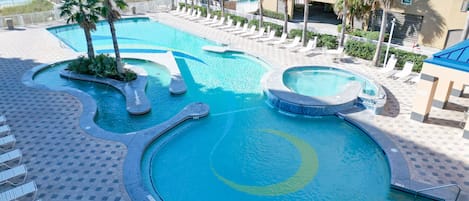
{"left": 283, "top": 66, "right": 378, "bottom": 97}
{"left": 35, "top": 17, "right": 421, "bottom": 200}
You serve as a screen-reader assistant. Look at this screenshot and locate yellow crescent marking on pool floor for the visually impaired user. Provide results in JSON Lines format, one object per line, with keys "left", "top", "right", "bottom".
{"left": 211, "top": 129, "right": 318, "bottom": 196}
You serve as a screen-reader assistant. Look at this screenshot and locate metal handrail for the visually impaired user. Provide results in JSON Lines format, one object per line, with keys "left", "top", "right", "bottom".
{"left": 414, "top": 184, "right": 461, "bottom": 201}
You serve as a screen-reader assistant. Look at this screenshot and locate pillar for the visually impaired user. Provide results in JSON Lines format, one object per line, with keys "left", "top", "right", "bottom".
{"left": 464, "top": 115, "right": 469, "bottom": 139}
{"left": 411, "top": 74, "right": 438, "bottom": 122}
{"left": 451, "top": 82, "right": 465, "bottom": 97}
{"left": 432, "top": 78, "right": 453, "bottom": 108}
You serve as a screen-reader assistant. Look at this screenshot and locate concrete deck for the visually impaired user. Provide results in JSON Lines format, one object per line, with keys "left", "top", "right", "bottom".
{"left": 0, "top": 11, "right": 467, "bottom": 200}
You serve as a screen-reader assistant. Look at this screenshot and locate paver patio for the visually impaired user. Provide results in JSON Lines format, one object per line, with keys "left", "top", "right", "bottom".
{"left": 0, "top": 11, "right": 467, "bottom": 200}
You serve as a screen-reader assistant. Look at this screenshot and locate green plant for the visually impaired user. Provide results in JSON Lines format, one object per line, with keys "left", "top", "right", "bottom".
{"left": 0, "top": 0, "right": 53, "bottom": 16}
{"left": 349, "top": 29, "right": 389, "bottom": 41}
{"left": 262, "top": 9, "right": 285, "bottom": 20}
{"left": 67, "top": 54, "right": 137, "bottom": 81}
{"left": 337, "top": 24, "right": 352, "bottom": 33}
{"left": 289, "top": 29, "right": 338, "bottom": 49}
{"left": 345, "top": 40, "right": 427, "bottom": 72}
{"left": 248, "top": 19, "right": 283, "bottom": 36}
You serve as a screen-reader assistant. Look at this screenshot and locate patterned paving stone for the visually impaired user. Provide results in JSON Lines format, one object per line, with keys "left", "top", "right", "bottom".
{"left": 0, "top": 11, "right": 468, "bottom": 200}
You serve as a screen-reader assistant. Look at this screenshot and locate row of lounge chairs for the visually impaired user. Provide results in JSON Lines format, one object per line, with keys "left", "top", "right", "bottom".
{"left": 173, "top": 6, "right": 321, "bottom": 54}
{"left": 0, "top": 115, "right": 38, "bottom": 201}
{"left": 380, "top": 54, "right": 420, "bottom": 84}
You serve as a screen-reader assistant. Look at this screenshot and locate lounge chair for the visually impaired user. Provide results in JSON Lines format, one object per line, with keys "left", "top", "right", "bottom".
{"left": 232, "top": 24, "right": 249, "bottom": 34}
{"left": 268, "top": 33, "right": 287, "bottom": 45}
{"left": 0, "top": 125, "right": 10, "bottom": 137}
{"left": 326, "top": 46, "right": 345, "bottom": 60}
{"left": 203, "top": 15, "right": 219, "bottom": 25}
{"left": 198, "top": 13, "right": 212, "bottom": 23}
{"left": 391, "top": 61, "right": 414, "bottom": 80}
{"left": 219, "top": 19, "right": 234, "bottom": 29}
{"left": 0, "top": 135, "right": 15, "bottom": 151}
{"left": 0, "top": 149, "right": 22, "bottom": 169}
{"left": 238, "top": 25, "right": 256, "bottom": 36}
{"left": 173, "top": 5, "right": 181, "bottom": 14}
{"left": 0, "top": 181, "right": 37, "bottom": 201}
{"left": 258, "top": 30, "right": 276, "bottom": 42}
{"left": 248, "top": 27, "right": 266, "bottom": 39}
{"left": 283, "top": 36, "right": 301, "bottom": 49}
{"left": 380, "top": 54, "right": 397, "bottom": 74}
{"left": 210, "top": 16, "right": 225, "bottom": 27}
{"left": 189, "top": 10, "right": 201, "bottom": 20}
{"left": 297, "top": 37, "right": 317, "bottom": 53}
{"left": 408, "top": 73, "right": 421, "bottom": 84}
{"left": 225, "top": 21, "right": 241, "bottom": 32}
{"left": 229, "top": 23, "right": 247, "bottom": 33}
{"left": 0, "top": 164, "right": 27, "bottom": 186}
{"left": 0, "top": 115, "right": 5, "bottom": 125}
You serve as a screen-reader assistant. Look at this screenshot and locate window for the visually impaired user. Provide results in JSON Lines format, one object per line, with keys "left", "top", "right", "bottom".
{"left": 401, "top": 0, "right": 412, "bottom": 6}
{"left": 462, "top": 0, "right": 469, "bottom": 12}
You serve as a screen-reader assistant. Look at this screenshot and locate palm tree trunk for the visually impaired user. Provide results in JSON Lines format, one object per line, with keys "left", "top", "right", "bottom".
{"left": 221, "top": 0, "right": 224, "bottom": 17}
{"left": 461, "top": 12, "right": 469, "bottom": 41}
{"left": 207, "top": 0, "right": 211, "bottom": 13}
{"left": 339, "top": 0, "right": 347, "bottom": 47}
{"left": 109, "top": 20, "right": 124, "bottom": 74}
{"left": 283, "top": 0, "right": 288, "bottom": 34}
{"left": 259, "top": 0, "right": 263, "bottom": 28}
{"left": 84, "top": 28, "right": 95, "bottom": 58}
{"left": 372, "top": 8, "right": 387, "bottom": 66}
{"left": 302, "top": 0, "right": 309, "bottom": 46}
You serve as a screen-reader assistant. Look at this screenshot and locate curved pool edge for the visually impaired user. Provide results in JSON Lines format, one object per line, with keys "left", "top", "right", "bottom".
{"left": 264, "top": 65, "right": 387, "bottom": 116}
{"left": 337, "top": 110, "right": 450, "bottom": 200}
{"left": 22, "top": 60, "right": 210, "bottom": 201}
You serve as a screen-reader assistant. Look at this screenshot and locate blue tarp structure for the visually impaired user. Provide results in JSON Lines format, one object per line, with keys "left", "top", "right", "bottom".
{"left": 425, "top": 39, "right": 469, "bottom": 72}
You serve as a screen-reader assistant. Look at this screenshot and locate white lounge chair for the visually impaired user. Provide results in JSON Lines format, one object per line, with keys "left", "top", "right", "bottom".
{"left": 0, "top": 135, "right": 15, "bottom": 151}
{"left": 283, "top": 36, "right": 301, "bottom": 49}
{"left": 232, "top": 24, "right": 249, "bottom": 34}
{"left": 0, "top": 164, "right": 27, "bottom": 186}
{"left": 326, "top": 46, "right": 345, "bottom": 60}
{"left": 210, "top": 16, "right": 225, "bottom": 27}
{"left": 258, "top": 30, "right": 276, "bottom": 42}
{"left": 198, "top": 13, "right": 212, "bottom": 23}
{"left": 248, "top": 27, "right": 266, "bottom": 39}
{"left": 0, "top": 116, "right": 5, "bottom": 126}
{"left": 203, "top": 15, "right": 219, "bottom": 25}
{"left": 219, "top": 19, "right": 234, "bottom": 29}
{"left": 391, "top": 61, "right": 414, "bottom": 80}
{"left": 268, "top": 33, "right": 287, "bottom": 45}
{"left": 0, "top": 149, "right": 22, "bottom": 168}
{"left": 297, "top": 37, "right": 317, "bottom": 53}
{"left": 239, "top": 25, "right": 256, "bottom": 36}
{"left": 0, "top": 125, "right": 10, "bottom": 137}
{"left": 225, "top": 21, "right": 241, "bottom": 32}
{"left": 380, "top": 54, "right": 397, "bottom": 74}
{"left": 0, "top": 181, "right": 37, "bottom": 201}
{"left": 189, "top": 10, "right": 201, "bottom": 20}
{"left": 408, "top": 73, "right": 421, "bottom": 84}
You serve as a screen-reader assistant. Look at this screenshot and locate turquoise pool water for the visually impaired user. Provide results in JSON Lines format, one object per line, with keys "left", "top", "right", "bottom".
{"left": 283, "top": 66, "right": 378, "bottom": 97}
{"left": 39, "top": 18, "right": 419, "bottom": 200}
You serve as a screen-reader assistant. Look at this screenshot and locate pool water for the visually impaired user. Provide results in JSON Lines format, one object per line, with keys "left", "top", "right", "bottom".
{"left": 283, "top": 67, "right": 378, "bottom": 97}
{"left": 38, "top": 18, "right": 419, "bottom": 200}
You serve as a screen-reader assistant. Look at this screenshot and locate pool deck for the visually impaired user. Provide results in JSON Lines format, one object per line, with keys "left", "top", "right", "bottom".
{"left": 0, "top": 12, "right": 468, "bottom": 200}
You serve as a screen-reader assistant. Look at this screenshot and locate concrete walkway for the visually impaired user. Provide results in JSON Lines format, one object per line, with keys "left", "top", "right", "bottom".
{"left": 0, "top": 11, "right": 467, "bottom": 200}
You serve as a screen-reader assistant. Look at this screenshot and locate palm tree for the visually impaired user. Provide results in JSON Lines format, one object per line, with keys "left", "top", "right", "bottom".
{"left": 221, "top": 0, "right": 224, "bottom": 17}
{"left": 338, "top": 0, "right": 347, "bottom": 47}
{"left": 282, "top": 0, "right": 288, "bottom": 34}
{"left": 367, "top": 0, "right": 393, "bottom": 66}
{"left": 206, "top": 0, "right": 211, "bottom": 13}
{"left": 60, "top": 0, "right": 101, "bottom": 59}
{"left": 302, "top": 0, "right": 309, "bottom": 46}
{"left": 100, "top": 0, "right": 127, "bottom": 74}
{"left": 258, "top": 0, "right": 263, "bottom": 28}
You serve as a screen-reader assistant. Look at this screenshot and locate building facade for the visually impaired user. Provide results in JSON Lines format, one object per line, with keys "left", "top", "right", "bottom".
{"left": 262, "top": 0, "right": 469, "bottom": 49}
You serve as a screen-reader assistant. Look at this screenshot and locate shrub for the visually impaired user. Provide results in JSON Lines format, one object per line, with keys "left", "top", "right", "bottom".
{"left": 349, "top": 29, "right": 389, "bottom": 41}
{"left": 0, "top": 0, "right": 53, "bottom": 16}
{"left": 67, "top": 54, "right": 137, "bottom": 82}
{"left": 337, "top": 24, "right": 352, "bottom": 33}
{"left": 289, "top": 29, "right": 338, "bottom": 49}
{"left": 262, "top": 10, "right": 286, "bottom": 20}
{"left": 178, "top": 3, "right": 208, "bottom": 17}
{"left": 248, "top": 19, "right": 283, "bottom": 36}
{"left": 345, "top": 40, "right": 427, "bottom": 72}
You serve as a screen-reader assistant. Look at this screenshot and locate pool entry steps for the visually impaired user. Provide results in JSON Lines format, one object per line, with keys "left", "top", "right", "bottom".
{"left": 265, "top": 66, "right": 387, "bottom": 116}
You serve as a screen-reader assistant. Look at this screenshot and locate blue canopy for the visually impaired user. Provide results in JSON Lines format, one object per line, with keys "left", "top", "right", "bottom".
{"left": 425, "top": 39, "right": 469, "bottom": 72}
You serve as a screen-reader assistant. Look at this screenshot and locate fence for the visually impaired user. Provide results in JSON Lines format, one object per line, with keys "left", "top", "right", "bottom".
{"left": 0, "top": 0, "right": 172, "bottom": 28}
